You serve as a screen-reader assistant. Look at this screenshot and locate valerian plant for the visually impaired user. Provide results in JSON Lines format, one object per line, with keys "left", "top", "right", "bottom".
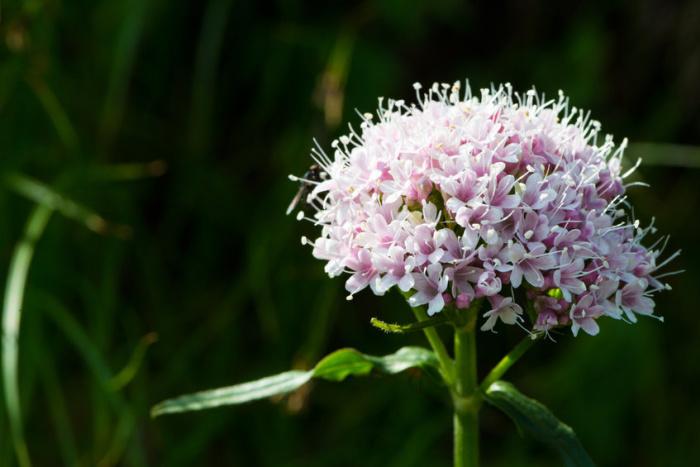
{"left": 152, "top": 81, "right": 679, "bottom": 467}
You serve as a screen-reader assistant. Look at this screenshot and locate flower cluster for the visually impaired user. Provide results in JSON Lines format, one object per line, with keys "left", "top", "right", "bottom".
{"left": 293, "top": 81, "right": 677, "bottom": 336}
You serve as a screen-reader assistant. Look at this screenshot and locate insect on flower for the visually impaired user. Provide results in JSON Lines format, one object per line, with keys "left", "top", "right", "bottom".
{"left": 286, "top": 163, "right": 327, "bottom": 216}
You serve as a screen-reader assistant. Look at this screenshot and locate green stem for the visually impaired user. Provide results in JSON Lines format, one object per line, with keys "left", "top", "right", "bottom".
{"left": 480, "top": 335, "right": 537, "bottom": 392}
{"left": 453, "top": 318, "right": 479, "bottom": 467}
{"left": 411, "top": 307, "right": 454, "bottom": 385}
{"left": 2, "top": 205, "right": 54, "bottom": 467}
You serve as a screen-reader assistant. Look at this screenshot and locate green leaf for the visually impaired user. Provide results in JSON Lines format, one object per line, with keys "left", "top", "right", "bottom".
{"left": 484, "top": 380, "right": 595, "bottom": 467}
{"left": 314, "top": 346, "right": 439, "bottom": 381}
{"left": 151, "top": 346, "right": 438, "bottom": 417}
{"left": 152, "top": 371, "right": 313, "bottom": 416}
{"left": 313, "top": 350, "right": 374, "bottom": 381}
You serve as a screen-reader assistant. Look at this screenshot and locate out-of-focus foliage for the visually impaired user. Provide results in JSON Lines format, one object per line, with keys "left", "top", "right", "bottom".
{"left": 0, "top": 0, "right": 697, "bottom": 466}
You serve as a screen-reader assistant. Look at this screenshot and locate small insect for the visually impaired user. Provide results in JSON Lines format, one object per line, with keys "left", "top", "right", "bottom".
{"left": 286, "top": 164, "right": 327, "bottom": 215}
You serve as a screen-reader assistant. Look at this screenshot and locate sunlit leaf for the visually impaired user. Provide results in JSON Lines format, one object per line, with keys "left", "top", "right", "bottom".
{"left": 312, "top": 350, "right": 374, "bottom": 381}
{"left": 151, "top": 346, "right": 438, "bottom": 417}
{"left": 484, "top": 380, "right": 595, "bottom": 467}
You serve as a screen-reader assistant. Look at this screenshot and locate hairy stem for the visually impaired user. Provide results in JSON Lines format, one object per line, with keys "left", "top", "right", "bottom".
{"left": 411, "top": 307, "right": 454, "bottom": 385}
{"left": 453, "top": 313, "right": 479, "bottom": 467}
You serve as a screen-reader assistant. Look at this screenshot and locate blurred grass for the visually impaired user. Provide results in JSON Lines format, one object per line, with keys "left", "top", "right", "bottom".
{"left": 0, "top": 0, "right": 698, "bottom": 466}
{"left": 2, "top": 203, "right": 52, "bottom": 467}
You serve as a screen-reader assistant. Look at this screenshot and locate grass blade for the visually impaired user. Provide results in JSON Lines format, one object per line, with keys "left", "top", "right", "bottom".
{"left": 31, "top": 292, "right": 138, "bottom": 467}
{"left": 109, "top": 332, "right": 158, "bottom": 391}
{"left": 99, "top": 0, "right": 152, "bottom": 147}
{"left": 2, "top": 204, "right": 54, "bottom": 467}
{"left": 3, "top": 172, "right": 132, "bottom": 238}
{"left": 38, "top": 348, "right": 79, "bottom": 467}
{"left": 188, "top": 0, "right": 233, "bottom": 154}
{"left": 27, "top": 77, "right": 78, "bottom": 150}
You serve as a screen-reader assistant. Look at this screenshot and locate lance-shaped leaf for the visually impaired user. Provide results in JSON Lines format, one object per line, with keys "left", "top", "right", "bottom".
{"left": 152, "top": 346, "right": 438, "bottom": 417}
{"left": 484, "top": 380, "right": 595, "bottom": 467}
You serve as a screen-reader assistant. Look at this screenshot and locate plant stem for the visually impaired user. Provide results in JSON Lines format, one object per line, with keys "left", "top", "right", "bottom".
{"left": 480, "top": 335, "right": 537, "bottom": 392}
{"left": 453, "top": 316, "right": 479, "bottom": 467}
{"left": 411, "top": 307, "right": 454, "bottom": 385}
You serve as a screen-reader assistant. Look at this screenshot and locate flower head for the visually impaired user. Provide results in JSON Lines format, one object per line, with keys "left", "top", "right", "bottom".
{"left": 294, "top": 81, "right": 676, "bottom": 336}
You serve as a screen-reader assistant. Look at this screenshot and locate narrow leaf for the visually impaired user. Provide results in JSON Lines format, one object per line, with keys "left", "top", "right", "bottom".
{"left": 484, "top": 380, "right": 594, "bottom": 467}
{"left": 152, "top": 346, "right": 438, "bottom": 417}
{"left": 151, "top": 371, "right": 312, "bottom": 416}
{"left": 3, "top": 173, "right": 131, "bottom": 238}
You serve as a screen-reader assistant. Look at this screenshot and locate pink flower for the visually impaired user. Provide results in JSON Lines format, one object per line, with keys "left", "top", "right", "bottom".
{"left": 295, "top": 80, "right": 675, "bottom": 333}
{"left": 484, "top": 173, "right": 520, "bottom": 210}
{"left": 570, "top": 293, "right": 604, "bottom": 337}
{"left": 441, "top": 169, "right": 482, "bottom": 213}
{"left": 520, "top": 172, "right": 556, "bottom": 210}
{"left": 617, "top": 279, "right": 655, "bottom": 323}
{"left": 408, "top": 264, "right": 449, "bottom": 315}
{"left": 372, "top": 246, "right": 415, "bottom": 293}
{"left": 592, "top": 279, "right": 622, "bottom": 319}
{"left": 497, "top": 242, "right": 556, "bottom": 289}
{"left": 407, "top": 225, "right": 444, "bottom": 266}
{"left": 345, "top": 249, "right": 378, "bottom": 297}
{"left": 516, "top": 210, "right": 550, "bottom": 244}
{"left": 552, "top": 251, "right": 586, "bottom": 301}
{"left": 481, "top": 295, "right": 524, "bottom": 332}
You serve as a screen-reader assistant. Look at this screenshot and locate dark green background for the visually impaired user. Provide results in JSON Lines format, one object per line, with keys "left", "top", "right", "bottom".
{"left": 0, "top": 0, "right": 698, "bottom": 465}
